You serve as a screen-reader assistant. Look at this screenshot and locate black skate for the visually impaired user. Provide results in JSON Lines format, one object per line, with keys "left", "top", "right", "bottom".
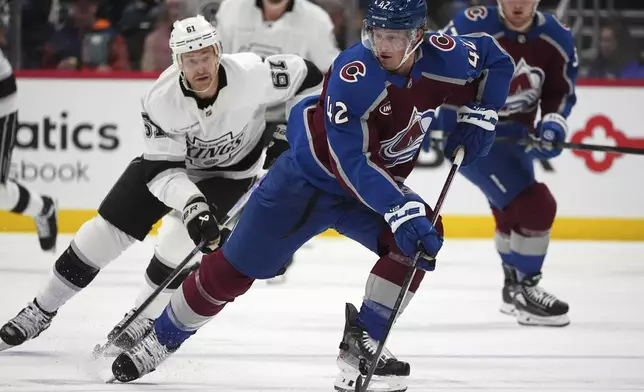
{"left": 35, "top": 196, "right": 58, "bottom": 252}
{"left": 0, "top": 300, "right": 57, "bottom": 351}
{"left": 103, "top": 308, "right": 153, "bottom": 355}
{"left": 513, "top": 273, "right": 570, "bottom": 327}
{"left": 334, "top": 303, "right": 409, "bottom": 392}
{"left": 111, "top": 328, "right": 177, "bottom": 382}
{"left": 499, "top": 263, "right": 518, "bottom": 316}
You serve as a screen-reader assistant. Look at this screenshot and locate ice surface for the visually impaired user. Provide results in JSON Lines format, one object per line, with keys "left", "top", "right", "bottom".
{"left": 1, "top": 233, "right": 643, "bottom": 391}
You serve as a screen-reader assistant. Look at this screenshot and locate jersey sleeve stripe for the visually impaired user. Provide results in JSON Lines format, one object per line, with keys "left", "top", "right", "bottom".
{"left": 327, "top": 144, "right": 375, "bottom": 211}
{"left": 421, "top": 72, "right": 468, "bottom": 85}
{"left": 303, "top": 104, "right": 335, "bottom": 178}
{"left": 360, "top": 119, "right": 402, "bottom": 193}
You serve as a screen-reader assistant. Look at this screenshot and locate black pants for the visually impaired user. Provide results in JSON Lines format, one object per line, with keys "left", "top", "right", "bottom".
{"left": 98, "top": 157, "right": 254, "bottom": 241}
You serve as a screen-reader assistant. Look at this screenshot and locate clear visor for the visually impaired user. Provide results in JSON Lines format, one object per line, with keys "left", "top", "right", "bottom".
{"left": 179, "top": 45, "right": 220, "bottom": 73}
{"left": 361, "top": 23, "right": 417, "bottom": 54}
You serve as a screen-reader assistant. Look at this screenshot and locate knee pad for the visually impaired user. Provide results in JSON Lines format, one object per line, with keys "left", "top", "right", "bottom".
{"left": 504, "top": 182, "right": 556, "bottom": 233}
{"left": 144, "top": 212, "right": 202, "bottom": 290}
{"left": 54, "top": 216, "right": 136, "bottom": 289}
{"left": 0, "top": 180, "right": 26, "bottom": 212}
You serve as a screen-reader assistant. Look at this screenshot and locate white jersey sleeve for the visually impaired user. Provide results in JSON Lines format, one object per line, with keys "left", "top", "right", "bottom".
{"left": 257, "top": 54, "right": 324, "bottom": 121}
{"left": 140, "top": 72, "right": 203, "bottom": 212}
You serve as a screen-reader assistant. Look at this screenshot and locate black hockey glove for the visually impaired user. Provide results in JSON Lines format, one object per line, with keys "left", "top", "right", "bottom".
{"left": 182, "top": 195, "right": 221, "bottom": 253}
{"left": 264, "top": 123, "right": 289, "bottom": 170}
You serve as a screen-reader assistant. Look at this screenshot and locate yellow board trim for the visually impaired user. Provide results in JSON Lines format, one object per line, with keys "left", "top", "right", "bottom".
{"left": 1, "top": 210, "right": 643, "bottom": 241}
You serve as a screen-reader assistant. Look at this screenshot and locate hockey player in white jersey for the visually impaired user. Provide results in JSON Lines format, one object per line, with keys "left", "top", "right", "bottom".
{"left": 216, "top": 0, "right": 339, "bottom": 72}
{"left": 0, "top": 50, "right": 58, "bottom": 252}
{"left": 0, "top": 15, "right": 323, "bottom": 352}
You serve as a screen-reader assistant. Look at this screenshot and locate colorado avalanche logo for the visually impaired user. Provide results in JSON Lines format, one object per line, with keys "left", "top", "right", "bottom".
{"left": 379, "top": 107, "right": 436, "bottom": 168}
{"left": 340, "top": 61, "right": 366, "bottom": 83}
{"left": 500, "top": 58, "right": 545, "bottom": 116}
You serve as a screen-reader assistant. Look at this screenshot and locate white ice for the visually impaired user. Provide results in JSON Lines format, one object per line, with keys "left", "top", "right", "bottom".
{"left": 1, "top": 233, "right": 643, "bottom": 392}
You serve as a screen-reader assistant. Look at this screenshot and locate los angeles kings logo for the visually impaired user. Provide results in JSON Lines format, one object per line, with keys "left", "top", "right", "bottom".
{"left": 186, "top": 131, "right": 245, "bottom": 167}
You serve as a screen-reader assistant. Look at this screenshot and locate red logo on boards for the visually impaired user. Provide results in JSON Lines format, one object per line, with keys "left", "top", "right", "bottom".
{"left": 571, "top": 115, "right": 644, "bottom": 172}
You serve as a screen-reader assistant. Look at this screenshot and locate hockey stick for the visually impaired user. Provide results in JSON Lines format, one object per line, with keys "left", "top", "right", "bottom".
{"left": 429, "top": 135, "right": 644, "bottom": 156}
{"left": 355, "top": 146, "right": 466, "bottom": 392}
{"left": 496, "top": 137, "right": 644, "bottom": 156}
{"left": 91, "top": 175, "right": 265, "bottom": 360}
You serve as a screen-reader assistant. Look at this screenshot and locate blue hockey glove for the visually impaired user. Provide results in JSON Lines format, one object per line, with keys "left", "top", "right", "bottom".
{"left": 384, "top": 194, "right": 443, "bottom": 271}
{"left": 527, "top": 113, "right": 567, "bottom": 160}
{"left": 443, "top": 104, "right": 497, "bottom": 166}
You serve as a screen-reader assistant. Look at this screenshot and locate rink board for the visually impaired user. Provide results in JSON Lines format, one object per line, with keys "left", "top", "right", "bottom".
{"left": 1, "top": 73, "right": 643, "bottom": 240}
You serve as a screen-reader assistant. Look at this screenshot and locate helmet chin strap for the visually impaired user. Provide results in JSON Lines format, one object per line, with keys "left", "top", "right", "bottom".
{"left": 393, "top": 35, "right": 423, "bottom": 71}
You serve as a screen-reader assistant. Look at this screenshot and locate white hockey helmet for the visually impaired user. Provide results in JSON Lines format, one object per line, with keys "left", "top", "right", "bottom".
{"left": 169, "top": 14, "right": 222, "bottom": 68}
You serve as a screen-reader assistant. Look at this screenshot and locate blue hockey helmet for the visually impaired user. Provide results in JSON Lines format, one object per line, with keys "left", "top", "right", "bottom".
{"left": 362, "top": 0, "right": 428, "bottom": 71}
{"left": 364, "top": 0, "right": 428, "bottom": 30}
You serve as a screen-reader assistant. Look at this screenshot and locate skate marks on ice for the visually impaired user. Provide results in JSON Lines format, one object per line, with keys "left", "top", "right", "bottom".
{"left": 1, "top": 234, "right": 644, "bottom": 391}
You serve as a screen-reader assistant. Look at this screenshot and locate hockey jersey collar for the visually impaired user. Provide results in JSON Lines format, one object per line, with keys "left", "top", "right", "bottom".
{"left": 180, "top": 64, "right": 228, "bottom": 110}
{"left": 255, "top": 0, "right": 295, "bottom": 12}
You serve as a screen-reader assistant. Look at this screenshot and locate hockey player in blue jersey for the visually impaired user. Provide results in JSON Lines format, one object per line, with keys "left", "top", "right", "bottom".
{"left": 110, "top": 0, "right": 515, "bottom": 389}
{"left": 434, "top": 0, "right": 578, "bottom": 327}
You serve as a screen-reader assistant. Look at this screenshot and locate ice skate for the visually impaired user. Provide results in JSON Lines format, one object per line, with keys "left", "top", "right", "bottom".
{"left": 499, "top": 263, "right": 517, "bottom": 316}
{"left": 34, "top": 196, "right": 58, "bottom": 252}
{"left": 111, "top": 327, "right": 177, "bottom": 382}
{"left": 102, "top": 308, "right": 153, "bottom": 355}
{"left": 513, "top": 273, "right": 570, "bottom": 327}
{"left": 334, "top": 303, "right": 409, "bottom": 392}
{"left": 0, "top": 300, "right": 57, "bottom": 351}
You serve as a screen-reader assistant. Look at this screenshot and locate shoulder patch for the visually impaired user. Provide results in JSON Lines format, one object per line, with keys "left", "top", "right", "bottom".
{"left": 428, "top": 33, "right": 457, "bottom": 52}
{"left": 339, "top": 61, "right": 367, "bottom": 83}
{"left": 464, "top": 6, "right": 488, "bottom": 22}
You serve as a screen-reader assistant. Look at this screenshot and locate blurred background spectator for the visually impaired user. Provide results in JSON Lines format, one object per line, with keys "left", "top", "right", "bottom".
{"left": 139, "top": 0, "right": 181, "bottom": 71}
{"left": 41, "top": 0, "right": 130, "bottom": 71}
{"left": 0, "top": 0, "right": 642, "bottom": 79}
{"left": 580, "top": 19, "right": 644, "bottom": 79}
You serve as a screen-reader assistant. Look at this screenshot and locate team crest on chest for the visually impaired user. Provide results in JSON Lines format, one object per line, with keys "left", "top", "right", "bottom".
{"left": 379, "top": 107, "right": 436, "bottom": 168}
{"left": 500, "top": 58, "right": 545, "bottom": 116}
{"left": 186, "top": 131, "right": 245, "bottom": 167}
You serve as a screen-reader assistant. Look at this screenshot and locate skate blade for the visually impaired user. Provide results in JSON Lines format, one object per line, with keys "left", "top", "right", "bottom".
{"left": 499, "top": 302, "right": 516, "bottom": 316}
{"left": 516, "top": 311, "right": 570, "bottom": 327}
{"left": 334, "top": 370, "right": 407, "bottom": 392}
{"left": 0, "top": 341, "right": 15, "bottom": 352}
{"left": 266, "top": 275, "right": 287, "bottom": 285}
